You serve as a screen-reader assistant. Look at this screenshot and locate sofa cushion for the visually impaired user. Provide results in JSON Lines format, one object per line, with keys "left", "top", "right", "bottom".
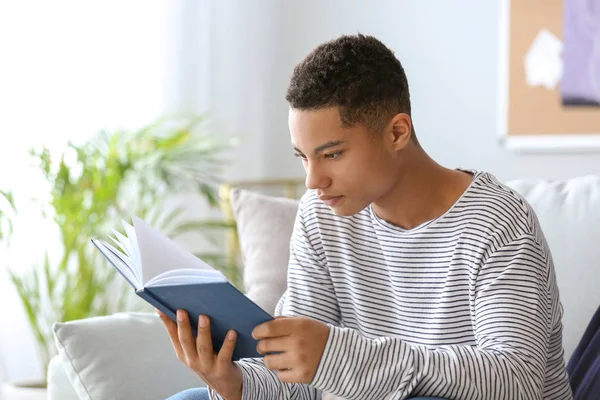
{"left": 47, "top": 354, "right": 78, "bottom": 400}
{"left": 505, "top": 176, "right": 600, "bottom": 360}
{"left": 53, "top": 312, "right": 205, "bottom": 400}
{"left": 230, "top": 188, "right": 299, "bottom": 315}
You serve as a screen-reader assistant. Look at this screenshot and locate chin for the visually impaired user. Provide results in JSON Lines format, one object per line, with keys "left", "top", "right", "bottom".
{"left": 330, "top": 207, "right": 355, "bottom": 217}
{"left": 328, "top": 200, "right": 367, "bottom": 217}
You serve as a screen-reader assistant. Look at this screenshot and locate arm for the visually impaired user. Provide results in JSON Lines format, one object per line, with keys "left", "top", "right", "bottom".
{"left": 308, "top": 234, "right": 555, "bottom": 400}
{"left": 212, "top": 198, "right": 342, "bottom": 400}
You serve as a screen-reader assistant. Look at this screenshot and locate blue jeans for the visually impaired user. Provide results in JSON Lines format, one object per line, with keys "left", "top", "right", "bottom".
{"left": 166, "top": 388, "right": 446, "bottom": 400}
{"left": 166, "top": 388, "right": 210, "bottom": 400}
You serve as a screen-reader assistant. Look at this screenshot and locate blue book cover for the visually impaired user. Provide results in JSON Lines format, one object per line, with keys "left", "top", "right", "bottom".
{"left": 91, "top": 216, "right": 273, "bottom": 361}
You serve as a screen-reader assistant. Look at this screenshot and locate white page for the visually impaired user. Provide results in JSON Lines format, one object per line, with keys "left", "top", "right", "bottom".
{"left": 109, "top": 228, "right": 142, "bottom": 284}
{"left": 121, "top": 220, "right": 143, "bottom": 279}
{"left": 107, "top": 233, "right": 125, "bottom": 253}
{"left": 148, "top": 268, "right": 224, "bottom": 281}
{"left": 146, "top": 268, "right": 225, "bottom": 287}
{"left": 99, "top": 239, "right": 132, "bottom": 266}
{"left": 132, "top": 215, "right": 214, "bottom": 285}
{"left": 149, "top": 275, "right": 226, "bottom": 287}
{"left": 93, "top": 239, "right": 140, "bottom": 289}
{"left": 110, "top": 229, "right": 130, "bottom": 257}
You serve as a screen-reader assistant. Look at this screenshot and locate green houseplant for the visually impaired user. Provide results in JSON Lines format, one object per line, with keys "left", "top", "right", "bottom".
{"left": 0, "top": 190, "right": 16, "bottom": 242}
{"left": 6, "top": 115, "right": 238, "bottom": 381}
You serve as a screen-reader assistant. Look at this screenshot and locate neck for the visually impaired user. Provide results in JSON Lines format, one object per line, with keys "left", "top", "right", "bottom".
{"left": 371, "top": 146, "right": 472, "bottom": 230}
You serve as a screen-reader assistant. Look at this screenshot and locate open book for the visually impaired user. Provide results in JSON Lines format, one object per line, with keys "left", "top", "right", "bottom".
{"left": 91, "top": 216, "right": 273, "bottom": 361}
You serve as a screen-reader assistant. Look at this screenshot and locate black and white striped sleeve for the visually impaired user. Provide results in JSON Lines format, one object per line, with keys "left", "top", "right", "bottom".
{"left": 308, "top": 234, "right": 554, "bottom": 400}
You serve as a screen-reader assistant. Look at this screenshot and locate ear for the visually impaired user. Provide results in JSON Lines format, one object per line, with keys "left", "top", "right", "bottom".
{"left": 387, "top": 113, "right": 412, "bottom": 151}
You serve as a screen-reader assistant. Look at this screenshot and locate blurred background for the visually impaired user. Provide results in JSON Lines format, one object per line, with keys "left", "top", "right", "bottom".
{"left": 1, "top": 0, "right": 599, "bottom": 388}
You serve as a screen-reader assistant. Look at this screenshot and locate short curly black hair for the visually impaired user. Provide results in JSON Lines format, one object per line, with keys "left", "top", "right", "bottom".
{"left": 286, "top": 34, "right": 411, "bottom": 134}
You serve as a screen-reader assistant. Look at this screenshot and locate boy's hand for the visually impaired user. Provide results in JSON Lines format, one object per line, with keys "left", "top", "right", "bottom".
{"left": 157, "top": 309, "right": 243, "bottom": 400}
{"left": 253, "top": 316, "right": 330, "bottom": 384}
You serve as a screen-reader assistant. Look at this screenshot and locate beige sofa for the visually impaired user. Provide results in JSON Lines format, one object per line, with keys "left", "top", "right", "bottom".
{"left": 48, "top": 176, "right": 600, "bottom": 399}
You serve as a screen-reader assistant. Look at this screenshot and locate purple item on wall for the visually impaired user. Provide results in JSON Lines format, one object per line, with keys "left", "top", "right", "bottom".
{"left": 560, "top": 0, "right": 600, "bottom": 106}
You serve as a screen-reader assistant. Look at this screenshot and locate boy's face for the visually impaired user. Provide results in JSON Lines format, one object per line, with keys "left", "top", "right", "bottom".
{"left": 289, "top": 107, "right": 401, "bottom": 216}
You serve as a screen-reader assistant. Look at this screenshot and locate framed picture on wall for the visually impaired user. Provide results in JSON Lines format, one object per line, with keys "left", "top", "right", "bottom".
{"left": 498, "top": 0, "right": 600, "bottom": 151}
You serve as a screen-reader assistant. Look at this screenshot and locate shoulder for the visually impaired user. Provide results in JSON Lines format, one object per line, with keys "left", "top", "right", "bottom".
{"left": 466, "top": 172, "right": 548, "bottom": 252}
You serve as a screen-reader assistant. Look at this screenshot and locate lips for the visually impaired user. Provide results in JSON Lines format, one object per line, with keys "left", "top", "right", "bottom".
{"left": 319, "top": 195, "right": 343, "bottom": 206}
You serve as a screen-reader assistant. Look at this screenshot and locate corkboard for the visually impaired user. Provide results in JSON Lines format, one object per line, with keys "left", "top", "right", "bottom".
{"left": 505, "top": 0, "right": 600, "bottom": 138}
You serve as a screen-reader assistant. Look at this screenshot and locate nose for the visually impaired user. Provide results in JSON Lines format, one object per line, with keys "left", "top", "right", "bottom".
{"left": 305, "top": 162, "right": 330, "bottom": 190}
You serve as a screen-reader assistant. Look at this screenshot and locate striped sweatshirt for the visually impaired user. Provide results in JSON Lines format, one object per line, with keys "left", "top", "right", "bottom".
{"left": 215, "top": 171, "right": 572, "bottom": 400}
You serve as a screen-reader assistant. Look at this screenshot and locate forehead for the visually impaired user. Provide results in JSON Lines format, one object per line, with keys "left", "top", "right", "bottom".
{"left": 289, "top": 107, "right": 359, "bottom": 148}
{"left": 288, "top": 107, "right": 342, "bottom": 134}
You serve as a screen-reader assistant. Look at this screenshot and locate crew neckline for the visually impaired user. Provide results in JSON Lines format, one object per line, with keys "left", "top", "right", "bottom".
{"left": 369, "top": 169, "right": 481, "bottom": 235}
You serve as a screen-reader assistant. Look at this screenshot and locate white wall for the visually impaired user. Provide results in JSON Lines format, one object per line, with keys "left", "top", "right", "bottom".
{"left": 203, "top": 0, "right": 600, "bottom": 182}
{"left": 201, "top": 0, "right": 292, "bottom": 181}
{"left": 0, "top": 0, "right": 187, "bottom": 383}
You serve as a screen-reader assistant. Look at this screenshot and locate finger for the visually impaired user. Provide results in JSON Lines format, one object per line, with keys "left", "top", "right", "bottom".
{"left": 177, "top": 310, "right": 198, "bottom": 364}
{"left": 216, "top": 329, "right": 237, "bottom": 368}
{"left": 252, "top": 318, "right": 294, "bottom": 340}
{"left": 277, "top": 368, "right": 303, "bottom": 384}
{"left": 263, "top": 352, "right": 290, "bottom": 372}
{"left": 256, "top": 337, "right": 288, "bottom": 355}
{"left": 158, "top": 312, "right": 185, "bottom": 359}
{"left": 196, "top": 315, "right": 215, "bottom": 370}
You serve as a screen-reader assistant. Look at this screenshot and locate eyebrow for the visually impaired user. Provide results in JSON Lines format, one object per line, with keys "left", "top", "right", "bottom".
{"left": 293, "top": 140, "right": 346, "bottom": 156}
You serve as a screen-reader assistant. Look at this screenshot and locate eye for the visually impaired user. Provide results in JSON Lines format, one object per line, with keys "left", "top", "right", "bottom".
{"left": 324, "top": 151, "right": 343, "bottom": 160}
{"left": 294, "top": 153, "right": 307, "bottom": 160}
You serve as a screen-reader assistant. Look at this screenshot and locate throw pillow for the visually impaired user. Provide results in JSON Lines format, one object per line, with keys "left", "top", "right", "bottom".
{"left": 230, "top": 188, "right": 299, "bottom": 315}
{"left": 505, "top": 176, "right": 600, "bottom": 360}
{"left": 53, "top": 312, "right": 204, "bottom": 400}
